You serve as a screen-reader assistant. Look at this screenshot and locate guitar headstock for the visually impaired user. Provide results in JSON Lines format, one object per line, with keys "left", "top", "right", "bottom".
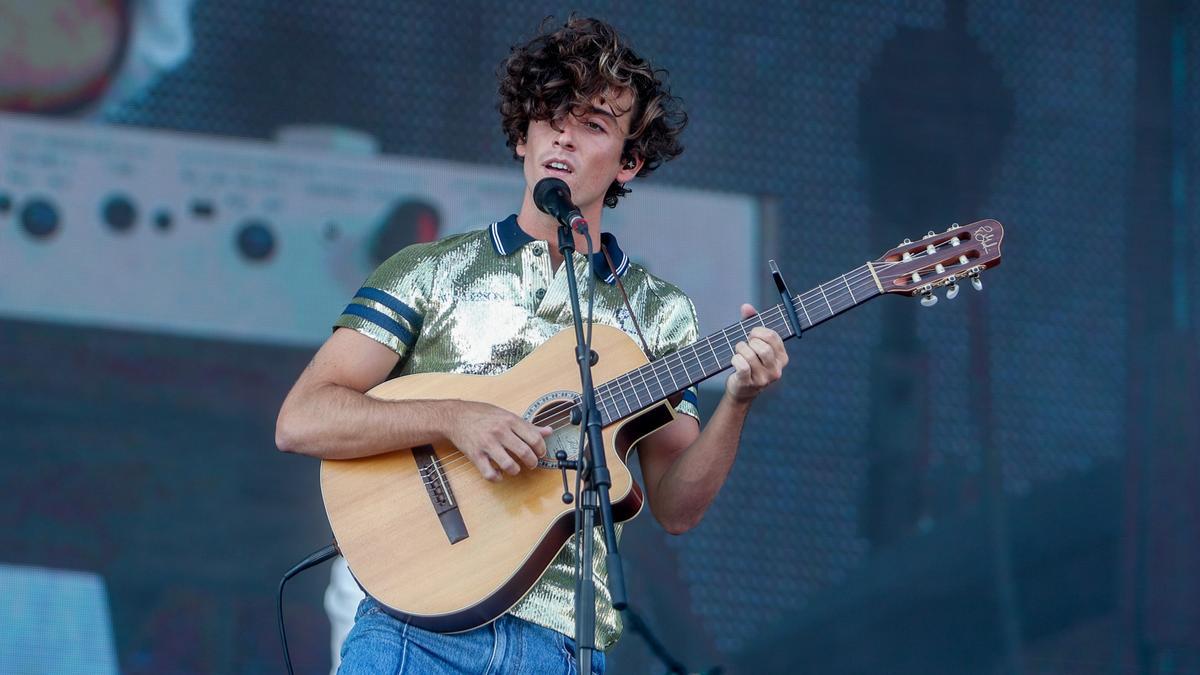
{"left": 872, "top": 219, "right": 1004, "bottom": 306}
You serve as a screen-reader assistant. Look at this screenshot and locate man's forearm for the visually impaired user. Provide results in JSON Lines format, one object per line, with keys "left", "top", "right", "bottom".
{"left": 276, "top": 383, "right": 453, "bottom": 460}
{"left": 652, "top": 394, "right": 753, "bottom": 534}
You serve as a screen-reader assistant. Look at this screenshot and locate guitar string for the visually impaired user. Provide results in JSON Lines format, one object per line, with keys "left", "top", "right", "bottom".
{"left": 448, "top": 234, "right": 958, "bottom": 452}
{"left": 420, "top": 305, "right": 812, "bottom": 480}
{"left": 538, "top": 261, "right": 873, "bottom": 426}
{"left": 500, "top": 264, "right": 883, "bottom": 428}
{"left": 416, "top": 259, "right": 920, "bottom": 481}
{"left": 417, "top": 249, "right": 965, "bottom": 481}
{"left": 418, "top": 255, "right": 935, "bottom": 480}
{"left": 419, "top": 261, "right": 890, "bottom": 458}
{"left": 413, "top": 264, "right": 883, "bottom": 479}
{"left": 420, "top": 307, "right": 800, "bottom": 480}
{"left": 591, "top": 261, "right": 889, "bottom": 412}
{"left": 416, "top": 278, "right": 848, "bottom": 480}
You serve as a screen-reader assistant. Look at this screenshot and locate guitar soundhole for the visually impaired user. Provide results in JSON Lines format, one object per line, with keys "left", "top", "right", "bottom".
{"left": 525, "top": 391, "right": 581, "bottom": 468}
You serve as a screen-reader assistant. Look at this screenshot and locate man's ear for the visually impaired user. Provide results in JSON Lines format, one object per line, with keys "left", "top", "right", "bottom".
{"left": 617, "top": 154, "right": 643, "bottom": 183}
{"left": 515, "top": 136, "right": 527, "bottom": 159}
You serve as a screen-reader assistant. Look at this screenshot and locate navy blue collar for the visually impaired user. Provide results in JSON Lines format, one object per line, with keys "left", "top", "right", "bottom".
{"left": 488, "top": 214, "right": 630, "bottom": 285}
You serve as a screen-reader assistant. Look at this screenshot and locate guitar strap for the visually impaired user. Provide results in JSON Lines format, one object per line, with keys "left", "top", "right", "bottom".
{"left": 602, "top": 243, "right": 655, "bottom": 362}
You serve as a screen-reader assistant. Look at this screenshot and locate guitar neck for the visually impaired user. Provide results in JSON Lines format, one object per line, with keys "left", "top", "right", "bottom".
{"left": 594, "top": 263, "right": 883, "bottom": 423}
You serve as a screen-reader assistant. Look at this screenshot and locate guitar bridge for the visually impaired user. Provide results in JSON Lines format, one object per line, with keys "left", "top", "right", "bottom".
{"left": 413, "top": 445, "right": 468, "bottom": 544}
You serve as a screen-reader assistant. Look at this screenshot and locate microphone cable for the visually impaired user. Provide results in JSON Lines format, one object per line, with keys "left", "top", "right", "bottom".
{"left": 278, "top": 543, "right": 340, "bottom": 675}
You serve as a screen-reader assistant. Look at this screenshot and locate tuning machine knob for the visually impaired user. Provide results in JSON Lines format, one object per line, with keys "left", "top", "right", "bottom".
{"left": 969, "top": 271, "right": 983, "bottom": 291}
{"left": 944, "top": 274, "right": 959, "bottom": 299}
{"left": 920, "top": 289, "right": 938, "bottom": 307}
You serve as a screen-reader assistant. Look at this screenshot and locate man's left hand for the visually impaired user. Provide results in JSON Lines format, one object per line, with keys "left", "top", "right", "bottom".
{"left": 726, "top": 303, "right": 789, "bottom": 403}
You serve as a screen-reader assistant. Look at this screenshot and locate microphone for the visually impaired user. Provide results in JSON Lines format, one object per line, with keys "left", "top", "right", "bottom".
{"left": 533, "top": 177, "right": 589, "bottom": 233}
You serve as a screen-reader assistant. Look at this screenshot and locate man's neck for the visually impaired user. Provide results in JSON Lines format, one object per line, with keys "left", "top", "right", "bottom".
{"left": 515, "top": 194, "right": 604, "bottom": 271}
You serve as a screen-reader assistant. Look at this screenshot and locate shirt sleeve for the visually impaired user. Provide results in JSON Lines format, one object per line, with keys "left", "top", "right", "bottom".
{"left": 653, "top": 292, "right": 702, "bottom": 422}
{"left": 332, "top": 244, "right": 430, "bottom": 361}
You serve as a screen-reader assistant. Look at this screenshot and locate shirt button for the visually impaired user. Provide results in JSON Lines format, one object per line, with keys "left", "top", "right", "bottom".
{"left": 535, "top": 288, "right": 546, "bottom": 300}
{"left": 532, "top": 247, "right": 543, "bottom": 257}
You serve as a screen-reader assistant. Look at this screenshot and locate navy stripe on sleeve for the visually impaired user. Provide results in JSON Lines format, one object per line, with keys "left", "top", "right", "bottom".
{"left": 682, "top": 389, "right": 699, "bottom": 407}
{"left": 342, "top": 303, "right": 416, "bottom": 349}
{"left": 354, "top": 287, "right": 423, "bottom": 332}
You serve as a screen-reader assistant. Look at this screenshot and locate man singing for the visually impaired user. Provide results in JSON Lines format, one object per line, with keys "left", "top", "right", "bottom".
{"left": 276, "top": 16, "right": 789, "bottom": 673}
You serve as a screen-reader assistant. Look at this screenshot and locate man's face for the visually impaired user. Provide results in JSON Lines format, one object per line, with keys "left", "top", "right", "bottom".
{"left": 516, "top": 88, "right": 643, "bottom": 213}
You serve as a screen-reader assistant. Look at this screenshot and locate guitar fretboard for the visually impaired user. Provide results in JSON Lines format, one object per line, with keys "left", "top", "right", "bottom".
{"left": 592, "top": 263, "right": 883, "bottom": 424}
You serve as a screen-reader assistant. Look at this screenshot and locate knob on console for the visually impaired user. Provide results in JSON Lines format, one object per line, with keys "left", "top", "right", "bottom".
{"left": 236, "top": 220, "right": 276, "bottom": 262}
{"left": 19, "top": 198, "right": 60, "bottom": 240}
{"left": 102, "top": 194, "right": 138, "bottom": 232}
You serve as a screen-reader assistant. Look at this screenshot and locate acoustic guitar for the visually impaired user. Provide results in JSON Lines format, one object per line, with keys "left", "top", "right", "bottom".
{"left": 321, "top": 219, "right": 1005, "bottom": 632}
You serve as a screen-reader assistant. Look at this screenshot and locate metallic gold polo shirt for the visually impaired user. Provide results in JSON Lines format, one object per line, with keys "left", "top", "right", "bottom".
{"left": 333, "top": 214, "right": 700, "bottom": 649}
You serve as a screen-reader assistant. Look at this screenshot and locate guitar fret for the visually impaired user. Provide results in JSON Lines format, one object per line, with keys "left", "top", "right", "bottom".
{"left": 645, "top": 364, "right": 660, "bottom": 402}
{"left": 662, "top": 354, "right": 680, "bottom": 391}
{"left": 702, "top": 336, "right": 720, "bottom": 373}
{"left": 597, "top": 389, "right": 612, "bottom": 423}
{"left": 625, "top": 373, "right": 641, "bottom": 413}
{"left": 617, "top": 374, "right": 635, "bottom": 416}
{"left": 796, "top": 294, "right": 814, "bottom": 327}
{"left": 686, "top": 343, "right": 706, "bottom": 382}
{"left": 842, "top": 273, "right": 856, "bottom": 303}
{"left": 720, "top": 328, "right": 736, "bottom": 363}
{"left": 632, "top": 368, "right": 648, "bottom": 408}
{"left": 643, "top": 363, "right": 661, "bottom": 401}
{"left": 639, "top": 364, "right": 656, "bottom": 406}
{"left": 669, "top": 353, "right": 690, "bottom": 389}
{"left": 818, "top": 282, "right": 835, "bottom": 315}
{"left": 701, "top": 339, "right": 717, "bottom": 375}
{"left": 651, "top": 360, "right": 671, "bottom": 401}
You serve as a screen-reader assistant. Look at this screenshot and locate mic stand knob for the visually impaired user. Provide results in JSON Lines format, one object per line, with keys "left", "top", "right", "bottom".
{"left": 556, "top": 451, "right": 576, "bottom": 503}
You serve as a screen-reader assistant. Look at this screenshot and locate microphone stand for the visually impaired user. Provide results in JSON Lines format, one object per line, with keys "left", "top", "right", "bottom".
{"left": 554, "top": 220, "right": 627, "bottom": 674}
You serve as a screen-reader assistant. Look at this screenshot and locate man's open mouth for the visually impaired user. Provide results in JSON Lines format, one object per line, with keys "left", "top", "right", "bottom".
{"left": 543, "top": 160, "right": 574, "bottom": 175}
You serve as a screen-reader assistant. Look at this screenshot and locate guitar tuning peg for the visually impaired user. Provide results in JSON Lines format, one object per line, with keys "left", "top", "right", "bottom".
{"left": 920, "top": 290, "right": 938, "bottom": 307}
{"left": 970, "top": 273, "right": 983, "bottom": 291}
{"left": 946, "top": 282, "right": 959, "bottom": 299}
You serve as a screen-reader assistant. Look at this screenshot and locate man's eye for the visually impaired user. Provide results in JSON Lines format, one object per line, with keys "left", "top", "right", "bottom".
{"left": 587, "top": 121, "right": 605, "bottom": 132}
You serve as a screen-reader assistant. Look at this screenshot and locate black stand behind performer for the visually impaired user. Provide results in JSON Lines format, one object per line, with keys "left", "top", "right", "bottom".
{"left": 534, "top": 177, "right": 626, "bottom": 674}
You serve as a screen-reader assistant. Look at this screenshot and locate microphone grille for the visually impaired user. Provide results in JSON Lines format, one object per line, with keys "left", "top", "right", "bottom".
{"left": 533, "top": 177, "right": 570, "bottom": 215}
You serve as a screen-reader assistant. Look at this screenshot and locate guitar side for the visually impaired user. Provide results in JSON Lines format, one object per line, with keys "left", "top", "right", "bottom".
{"left": 320, "top": 325, "right": 672, "bottom": 632}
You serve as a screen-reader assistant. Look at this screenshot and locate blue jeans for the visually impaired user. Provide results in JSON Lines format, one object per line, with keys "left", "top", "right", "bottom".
{"left": 338, "top": 598, "right": 606, "bottom": 674}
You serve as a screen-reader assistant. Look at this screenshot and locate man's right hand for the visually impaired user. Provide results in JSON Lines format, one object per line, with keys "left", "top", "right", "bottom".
{"left": 443, "top": 401, "right": 552, "bottom": 482}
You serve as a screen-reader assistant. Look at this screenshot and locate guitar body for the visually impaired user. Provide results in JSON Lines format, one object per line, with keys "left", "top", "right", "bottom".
{"left": 320, "top": 325, "right": 676, "bottom": 632}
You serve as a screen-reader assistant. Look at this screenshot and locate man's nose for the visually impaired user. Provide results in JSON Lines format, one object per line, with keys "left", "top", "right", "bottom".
{"left": 553, "top": 121, "right": 576, "bottom": 149}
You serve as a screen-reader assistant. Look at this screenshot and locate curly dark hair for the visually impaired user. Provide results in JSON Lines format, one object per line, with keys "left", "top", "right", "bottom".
{"left": 498, "top": 17, "right": 687, "bottom": 208}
